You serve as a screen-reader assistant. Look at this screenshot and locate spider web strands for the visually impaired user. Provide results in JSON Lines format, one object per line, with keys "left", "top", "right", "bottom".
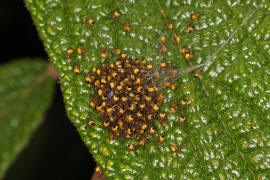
{"left": 144, "top": 63, "right": 205, "bottom": 91}
{"left": 202, "top": 9, "right": 258, "bottom": 71}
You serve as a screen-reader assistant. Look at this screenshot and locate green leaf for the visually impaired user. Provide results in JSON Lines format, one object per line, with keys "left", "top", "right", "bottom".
{"left": 26, "top": 0, "right": 270, "bottom": 179}
{"left": 0, "top": 59, "right": 55, "bottom": 178}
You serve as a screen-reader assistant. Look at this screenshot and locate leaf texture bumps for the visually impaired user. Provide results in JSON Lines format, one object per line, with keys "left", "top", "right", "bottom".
{"left": 26, "top": 0, "right": 270, "bottom": 179}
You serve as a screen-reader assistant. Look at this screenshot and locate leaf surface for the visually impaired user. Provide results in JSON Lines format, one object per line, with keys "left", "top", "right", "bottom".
{"left": 26, "top": 0, "right": 270, "bottom": 179}
{"left": 0, "top": 59, "right": 54, "bottom": 178}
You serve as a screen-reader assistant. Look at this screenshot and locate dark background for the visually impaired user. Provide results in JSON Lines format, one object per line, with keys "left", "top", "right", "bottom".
{"left": 0, "top": 0, "right": 96, "bottom": 179}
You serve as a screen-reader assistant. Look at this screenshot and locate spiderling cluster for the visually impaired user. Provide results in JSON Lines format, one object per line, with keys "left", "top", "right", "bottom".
{"left": 87, "top": 56, "right": 170, "bottom": 140}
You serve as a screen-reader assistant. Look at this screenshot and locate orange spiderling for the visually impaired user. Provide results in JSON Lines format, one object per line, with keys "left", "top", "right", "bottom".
{"left": 180, "top": 99, "right": 187, "bottom": 108}
{"left": 113, "top": 11, "right": 121, "bottom": 18}
{"left": 158, "top": 135, "right": 165, "bottom": 143}
{"left": 186, "top": 25, "right": 194, "bottom": 33}
{"left": 171, "top": 104, "right": 178, "bottom": 113}
{"left": 166, "top": 21, "right": 173, "bottom": 30}
{"left": 160, "top": 62, "right": 166, "bottom": 68}
{"left": 170, "top": 145, "right": 179, "bottom": 152}
{"left": 191, "top": 12, "right": 201, "bottom": 20}
{"left": 180, "top": 48, "right": 190, "bottom": 54}
{"left": 194, "top": 69, "right": 201, "bottom": 78}
{"left": 161, "top": 46, "right": 168, "bottom": 54}
{"left": 157, "top": 93, "right": 165, "bottom": 103}
{"left": 121, "top": 53, "right": 127, "bottom": 59}
{"left": 171, "top": 82, "right": 177, "bottom": 90}
{"left": 100, "top": 49, "right": 107, "bottom": 58}
{"left": 139, "top": 138, "right": 147, "bottom": 146}
{"left": 86, "top": 18, "right": 94, "bottom": 25}
{"left": 88, "top": 120, "right": 95, "bottom": 126}
{"left": 73, "top": 65, "right": 80, "bottom": 74}
{"left": 95, "top": 166, "right": 101, "bottom": 173}
{"left": 160, "top": 35, "right": 166, "bottom": 44}
{"left": 66, "top": 48, "right": 74, "bottom": 57}
{"left": 173, "top": 36, "right": 180, "bottom": 44}
{"left": 185, "top": 53, "right": 194, "bottom": 60}
{"left": 85, "top": 74, "right": 94, "bottom": 83}
{"left": 77, "top": 47, "right": 85, "bottom": 55}
{"left": 149, "top": 127, "right": 156, "bottom": 135}
{"left": 178, "top": 116, "right": 186, "bottom": 124}
{"left": 112, "top": 49, "right": 121, "bottom": 55}
{"left": 123, "top": 23, "right": 130, "bottom": 32}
